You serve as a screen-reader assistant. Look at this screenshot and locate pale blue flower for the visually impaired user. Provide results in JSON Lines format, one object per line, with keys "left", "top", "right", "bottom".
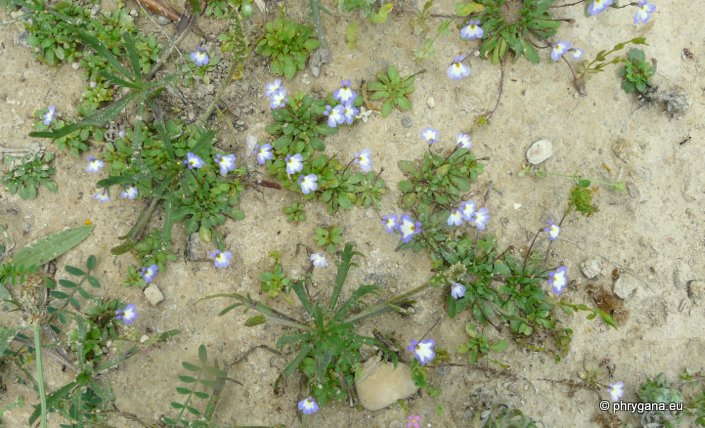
{"left": 456, "top": 133, "right": 472, "bottom": 149}
{"left": 298, "top": 173, "right": 318, "bottom": 194}
{"left": 381, "top": 214, "right": 399, "bottom": 234}
{"left": 460, "top": 200, "right": 477, "bottom": 221}
{"left": 140, "top": 264, "right": 158, "bottom": 284}
{"left": 548, "top": 265, "right": 568, "bottom": 295}
{"left": 588, "top": 0, "right": 613, "bottom": 16}
{"left": 121, "top": 186, "right": 138, "bottom": 200}
{"left": 310, "top": 253, "right": 327, "bottom": 268}
{"left": 86, "top": 156, "right": 104, "bottom": 173}
{"left": 571, "top": 48, "right": 584, "bottom": 60}
{"left": 209, "top": 250, "right": 232, "bottom": 268}
{"left": 325, "top": 104, "right": 345, "bottom": 128}
{"left": 42, "top": 105, "right": 56, "bottom": 126}
{"left": 270, "top": 88, "right": 287, "bottom": 109}
{"left": 447, "top": 54, "right": 471, "bottom": 80}
{"left": 634, "top": 0, "right": 655, "bottom": 24}
{"left": 407, "top": 339, "right": 435, "bottom": 365}
{"left": 185, "top": 152, "right": 205, "bottom": 169}
{"left": 265, "top": 79, "right": 282, "bottom": 97}
{"left": 333, "top": 79, "right": 357, "bottom": 104}
{"left": 551, "top": 41, "right": 572, "bottom": 62}
{"left": 94, "top": 191, "right": 111, "bottom": 203}
{"left": 354, "top": 148, "right": 373, "bottom": 172}
{"left": 298, "top": 397, "right": 319, "bottom": 415}
{"left": 608, "top": 381, "right": 624, "bottom": 401}
{"left": 255, "top": 143, "right": 273, "bottom": 165}
{"left": 285, "top": 153, "right": 303, "bottom": 175}
{"left": 399, "top": 214, "right": 422, "bottom": 243}
{"left": 215, "top": 154, "right": 236, "bottom": 176}
{"left": 341, "top": 102, "right": 358, "bottom": 125}
{"left": 451, "top": 282, "right": 466, "bottom": 299}
{"left": 460, "top": 19, "right": 484, "bottom": 40}
{"left": 471, "top": 207, "right": 490, "bottom": 231}
{"left": 190, "top": 46, "right": 209, "bottom": 67}
{"left": 544, "top": 220, "right": 560, "bottom": 241}
{"left": 116, "top": 303, "right": 138, "bottom": 325}
{"left": 421, "top": 127, "right": 439, "bottom": 144}
{"left": 447, "top": 210, "right": 463, "bottom": 227}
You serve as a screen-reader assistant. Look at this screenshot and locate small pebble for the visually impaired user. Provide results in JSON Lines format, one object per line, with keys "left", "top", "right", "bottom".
{"left": 526, "top": 139, "right": 553, "bottom": 165}
{"left": 140, "top": 335, "right": 149, "bottom": 344}
{"left": 144, "top": 284, "right": 165, "bottom": 306}
{"left": 71, "top": 62, "right": 80, "bottom": 70}
{"left": 129, "top": 8, "right": 139, "bottom": 17}
{"left": 426, "top": 96, "right": 436, "bottom": 108}
{"left": 157, "top": 16, "right": 170, "bottom": 25}
{"left": 580, "top": 258, "right": 603, "bottom": 279}
{"left": 401, "top": 115, "right": 412, "bottom": 128}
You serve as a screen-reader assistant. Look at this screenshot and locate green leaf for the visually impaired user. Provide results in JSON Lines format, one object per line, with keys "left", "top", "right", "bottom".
{"left": 0, "top": 327, "right": 21, "bottom": 356}
{"left": 179, "top": 375, "right": 197, "bottom": 383}
{"left": 65, "top": 265, "right": 85, "bottom": 276}
{"left": 12, "top": 225, "right": 94, "bottom": 269}
{"left": 292, "top": 281, "right": 315, "bottom": 317}
{"left": 198, "top": 344, "right": 207, "bottom": 364}
{"left": 244, "top": 314, "right": 266, "bottom": 326}
{"left": 395, "top": 96, "right": 412, "bottom": 111}
{"left": 455, "top": 1, "right": 484, "bottom": 16}
{"left": 182, "top": 361, "right": 200, "bottom": 371}
{"left": 368, "top": 3, "right": 393, "bottom": 23}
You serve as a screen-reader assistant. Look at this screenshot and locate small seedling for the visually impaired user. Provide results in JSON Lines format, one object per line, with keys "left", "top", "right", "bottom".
{"left": 259, "top": 253, "right": 293, "bottom": 298}
{"left": 620, "top": 48, "right": 656, "bottom": 94}
{"left": 314, "top": 225, "right": 343, "bottom": 252}
{"left": 366, "top": 65, "right": 418, "bottom": 117}
{"left": 283, "top": 202, "right": 306, "bottom": 223}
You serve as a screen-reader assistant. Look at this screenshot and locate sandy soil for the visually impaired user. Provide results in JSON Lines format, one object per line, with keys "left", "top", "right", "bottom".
{"left": 1, "top": 0, "right": 704, "bottom": 426}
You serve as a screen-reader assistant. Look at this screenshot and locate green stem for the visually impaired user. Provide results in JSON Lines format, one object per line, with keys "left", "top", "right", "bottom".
{"left": 308, "top": 0, "right": 329, "bottom": 52}
{"left": 344, "top": 282, "right": 433, "bottom": 324}
{"left": 33, "top": 322, "right": 47, "bottom": 428}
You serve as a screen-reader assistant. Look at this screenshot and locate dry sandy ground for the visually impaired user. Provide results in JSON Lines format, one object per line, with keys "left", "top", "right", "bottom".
{"left": 1, "top": 0, "right": 704, "bottom": 426}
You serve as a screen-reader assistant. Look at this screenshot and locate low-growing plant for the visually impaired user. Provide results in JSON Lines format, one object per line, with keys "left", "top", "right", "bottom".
{"left": 283, "top": 201, "right": 306, "bottom": 223}
{"left": 255, "top": 16, "right": 320, "bottom": 78}
{"left": 457, "top": 322, "right": 507, "bottom": 364}
{"left": 259, "top": 252, "right": 293, "bottom": 298}
{"left": 204, "top": 243, "right": 424, "bottom": 407}
{"left": 162, "top": 345, "right": 226, "bottom": 427}
{"left": 366, "top": 65, "right": 418, "bottom": 117}
{"left": 1, "top": 149, "right": 57, "bottom": 200}
{"left": 637, "top": 373, "right": 684, "bottom": 428}
{"left": 620, "top": 48, "right": 656, "bottom": 94}
{"left": 574, "top": 37, "right": 648, "bottom": 94}
{"left": 314, "top": 225, "right": 343, "bottom": 253}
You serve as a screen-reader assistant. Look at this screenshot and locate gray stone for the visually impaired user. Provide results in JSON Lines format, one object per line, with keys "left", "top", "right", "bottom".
{"left": 526, "top": 139, "right": 553, "bottom": 165}
{"left": 355, "top": 356, "right": 418, "bottom": 411}
{"left": 426, "top": 96, "right": 436, "bottom": 108}
{"left": 401, "top": 115, "right": 412, "bottom": 128}
{"left": 186, "top": 232, "right": 208, "bottom": 261}
{"left": 613, "top": 275, "right": 639, "bottom": 299}
{"left": 580, "top": 258, "right": 603, "bottom": 279}
{"left": 687, "top": 280, "right": 705, "bottom": 301}
{"left": 673, "top": 262, "right": 693, "bottom": 288}
{"left": 144, "top": 284, "right": 164, "bottom": 306}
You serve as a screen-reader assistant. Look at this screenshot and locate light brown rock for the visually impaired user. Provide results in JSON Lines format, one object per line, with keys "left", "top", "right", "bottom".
{"left": 355, "top": 356, "right": 418, "bottom": 411}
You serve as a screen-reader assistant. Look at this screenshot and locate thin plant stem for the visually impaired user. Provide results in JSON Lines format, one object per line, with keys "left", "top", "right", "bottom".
{"left": 343, "top": 282, "right": 433, "bottom": 324}
{"left": 483, "top": 55, "right": 506, "bottom": 121}
{"left": 33, "top": 322, "right": 47, "bottom": 428}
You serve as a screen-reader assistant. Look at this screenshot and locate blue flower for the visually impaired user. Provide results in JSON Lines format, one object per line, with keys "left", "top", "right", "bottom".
{"left": 298, "top": 174, "right": 318, "bottom": 194}
{"left": 42, "top": 105, "right": 56, "bottom": 126}
{"left": 341, "top": 102, "right": 358, "bottom": 125}
{"left": 634, "top": 0, "right": 655, "bottom": 24}
{"left": 269, "top": 88, "right": 287, "bottom": 109}
{"left": 215, "top": 154, "right": 236, "bottom": 176}
{"left": 285, "top": 154, "right": 303, "bottom": 175}
{"left": 588, "top": 0, "right": 613, "bottom": 16}
{"left": 451, "top": 282, "right": 466, "bottom": 299}
{"left": 460, "top": 19, "right": 484, "bottom": 40}
{"left": 551, "top": 41, "right": 572, "bottom": 62}
{"left": 116, "top": 303, "right": 138, "bottom": 325}
{"left": 190, "top": 46, "right": 209, "bottom": 67}
{"left": 121, "top": 186, "right": 138, "bottom": 200}
{"left": 298, "top": 397, "right": 319, "bottom": 415}
{"left": 407, "top": 339, "right": 436, "bottom": 365}
{"left": 471, "top": 207, "right": 490, "bottom": 231}
{"left": 399, "top": 214, "right": 422, "bottom": 243}
{"left": 460, "top": 200, "right": 477, "bottom": 221}
{"left": 544, "top": 220, "right": 560, "bottom": 241}
{"left": 447, "top": 54, "right": 471, "bottom": 80}
{"left": 185, "top": 152, "right": 205, "bottom": 169}
{"left": 140, "top": 264, "right": 158, "bottom": 284}
{"left": 381, "top": 214, "right": 399, "bottom": 234}
{"left": 420, "top": 127, "right": 440, "bottom": 144}
{"left": 354, "top": 148, "right": 373, "bottom": 172}
{"left": 310, "top": 253, "right": 327, "bottom": 268}
{"left": 255, "top": 143, "right": 273, "bottom": 165}
{"left": 456, "top": 133, "right": 472, "bottom": 149}
{"left": 265, "top": 79, "right": 282, "bottom": 97}
{"left": 94, "top": 191, "right": 111, "bottom": 203}
{"left": 333, "top": 79, "right": 357, "bottom": 104}
{"left": 325, "top": 104, "right": 345, "bottom": 128}
{"left": 86, "top": 156, "right": 104, "bottom": 173}
{"left": 209, "top": 250, "right": 232, "bottom": 268}
{"left": 447, "top": 210, "right": 463, "bottom": 227}
{"left": 548, "top": 265, "right": 568, "bottom": 295}
{"left": 571, "top": 48, "right": 584, "bottom": 60}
